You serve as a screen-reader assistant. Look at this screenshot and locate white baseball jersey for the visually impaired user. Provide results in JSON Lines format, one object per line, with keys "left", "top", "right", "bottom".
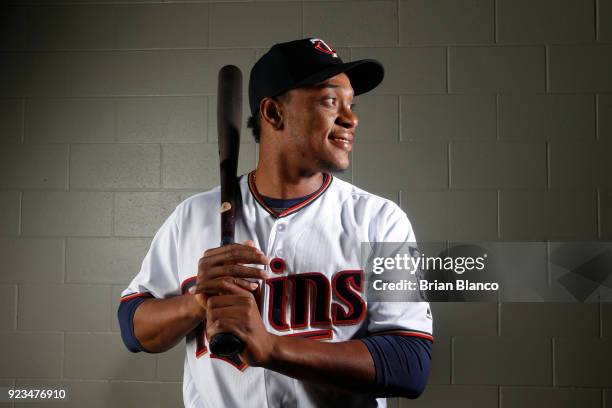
{"left": 121, "top": 171, "right": 433, "bottom": 408}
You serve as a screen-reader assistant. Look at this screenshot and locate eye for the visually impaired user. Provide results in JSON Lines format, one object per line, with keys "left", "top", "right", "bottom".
{"left": 322, "top": 96, "right": 337, "bottom": 107}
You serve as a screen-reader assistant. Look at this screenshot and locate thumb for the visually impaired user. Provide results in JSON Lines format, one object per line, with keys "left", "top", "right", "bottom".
{"left": 244, "top": 240, "right": 256, "bottom": 248}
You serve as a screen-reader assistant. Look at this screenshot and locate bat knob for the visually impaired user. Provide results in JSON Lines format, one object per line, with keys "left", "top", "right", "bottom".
{"left": 209, "top": 333, "right": 245, "bottom": 357}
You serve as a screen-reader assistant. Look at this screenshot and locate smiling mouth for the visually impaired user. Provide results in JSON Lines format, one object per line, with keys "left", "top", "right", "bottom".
{"left": 328, "top": 133, "right": 353, "bottom": 152}
{"left": 328, "top": 134, "right": 352, "bottom": 144}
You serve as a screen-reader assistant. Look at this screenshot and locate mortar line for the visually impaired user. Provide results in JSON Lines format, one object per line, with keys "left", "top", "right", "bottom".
{"left": 551, "top": 337, "right": 556, "bottom": 386}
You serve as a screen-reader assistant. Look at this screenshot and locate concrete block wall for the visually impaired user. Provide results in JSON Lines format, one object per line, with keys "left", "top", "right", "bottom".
{"left": 0, "top": 1, "right": 610, "bottom": 407}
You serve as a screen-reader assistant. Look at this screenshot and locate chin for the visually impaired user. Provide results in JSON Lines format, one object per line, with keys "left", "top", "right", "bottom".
{"left": 319, "top": 158, "right": 350, "bottom": 173}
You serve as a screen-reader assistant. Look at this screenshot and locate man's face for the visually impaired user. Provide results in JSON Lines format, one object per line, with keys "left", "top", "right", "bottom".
{"left": 280, "top": 72, "right": 358, "bottom": 173}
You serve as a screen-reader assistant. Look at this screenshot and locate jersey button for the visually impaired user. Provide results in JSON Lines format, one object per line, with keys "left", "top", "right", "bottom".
{"left": 277, "top": 249, "right": 284, "bottom": 256}
{"left": 276, "top": 223, "right": 286, "bottom": 232}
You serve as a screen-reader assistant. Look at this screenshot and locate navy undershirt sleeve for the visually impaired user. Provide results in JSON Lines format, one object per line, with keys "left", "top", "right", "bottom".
{"left": 360, "top": 335, "right": 432, "bottom": 399}
{"left": 117, "top": 296, "right": 153, "bottom": 353}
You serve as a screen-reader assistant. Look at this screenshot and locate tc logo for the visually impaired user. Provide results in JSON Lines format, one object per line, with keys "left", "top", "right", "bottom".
{"left": 310, "top": 38, "right": 338, "bottom": 58}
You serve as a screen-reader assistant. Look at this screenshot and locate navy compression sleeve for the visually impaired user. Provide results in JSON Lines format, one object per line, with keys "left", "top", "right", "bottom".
{"left": 360, "top": 335, "right": 432, "bottom": 398}
{"left": 117, "top": 296, "right": 152, "bottom": 353}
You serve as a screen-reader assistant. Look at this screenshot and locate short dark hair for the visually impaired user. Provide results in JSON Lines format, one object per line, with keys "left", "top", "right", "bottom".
{"left": 247, "top": 114, "right": 262, "bottom": 143}
{"left": 247, "top": 91, "right": 290, "bottom": 143}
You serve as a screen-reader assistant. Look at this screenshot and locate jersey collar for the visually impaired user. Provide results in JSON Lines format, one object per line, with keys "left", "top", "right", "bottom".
{"left": 247, "top": 171, "right": 333, "bottom": 219}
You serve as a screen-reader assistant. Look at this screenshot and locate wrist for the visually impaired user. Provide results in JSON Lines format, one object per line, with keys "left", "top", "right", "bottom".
{"left": 183, "top": 294, "right": 206, "bottom": 322}
{"left": 259, "top": 333, "right": 285, "bottom": 369}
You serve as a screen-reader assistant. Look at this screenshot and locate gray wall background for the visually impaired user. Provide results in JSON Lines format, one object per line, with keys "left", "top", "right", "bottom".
{"left": 1, "top": 0, "right": 611, "bottom": 407}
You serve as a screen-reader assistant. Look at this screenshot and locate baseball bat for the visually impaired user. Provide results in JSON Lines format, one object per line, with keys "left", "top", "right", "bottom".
{"left": 208, "top": 65, "right": 245, "bottom": 357}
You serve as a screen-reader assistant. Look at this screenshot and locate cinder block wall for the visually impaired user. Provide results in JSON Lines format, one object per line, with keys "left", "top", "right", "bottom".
{"left": 0, "top": 1, "right": 611, "bottom": 407}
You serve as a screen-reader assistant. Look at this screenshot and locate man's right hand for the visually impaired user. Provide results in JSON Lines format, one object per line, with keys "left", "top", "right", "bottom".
{"left": 193, "top": 240, "right": 269, "bottom": 309}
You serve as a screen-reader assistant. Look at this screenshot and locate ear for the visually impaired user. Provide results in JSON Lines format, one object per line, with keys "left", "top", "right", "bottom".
{"left": 260, "top": 97, "right": 284, "bottom": 131}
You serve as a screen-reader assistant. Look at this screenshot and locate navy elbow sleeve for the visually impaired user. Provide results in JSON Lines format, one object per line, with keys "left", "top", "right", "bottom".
{"left": 117, "top": 295, "right": 153, "bottom": 353}
{"left": 361, "top": 335, "right": 432, "bottom": 398}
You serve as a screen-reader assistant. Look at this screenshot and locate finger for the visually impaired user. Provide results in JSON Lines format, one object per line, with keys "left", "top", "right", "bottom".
{"left": 204, "top": 247, "right": 269, "bottom": 268}
{"left": 201, "top": 243, "right": 265, "bottom": 261}
{"left": 207, "top": 304, "right": 251, "bottom": 322}
{"left": 196, "top": 277, "right": 258, "bottom": 296}
{"left": 206, "top": 318, "right": 247, "bottom": 342}
{"left": 207, "top": 294, "right": 254, "bottom": 309}
{"left": 205, "top": 263, "right": 268, "bottom": 280}
{"left": 244, "top": 239, "right": 256, "bottom": 248}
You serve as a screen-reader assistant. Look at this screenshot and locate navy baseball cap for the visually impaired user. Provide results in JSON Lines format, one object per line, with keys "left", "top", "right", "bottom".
{"left": 248, "top": 38, "right": 384, "bottom": 115}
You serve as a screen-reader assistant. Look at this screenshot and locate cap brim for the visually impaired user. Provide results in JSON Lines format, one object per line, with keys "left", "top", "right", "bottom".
{"left": 292, "top": 59, "right": 384, "bottom": 96}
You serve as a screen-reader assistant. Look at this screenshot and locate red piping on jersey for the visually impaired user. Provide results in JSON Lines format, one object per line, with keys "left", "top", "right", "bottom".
{"left": 370, "top": 329, "right": 434, "bottom": 343}
{"left": 247, "top": 171, "right": 333, "bottom": 218}
{"left": 210, "top": 354, "right": 248, "bottom": 371}
{"left": 181, "top": 276, "right": 197, "bottom": 294}
{"left": 120, "top": 292, "right": 152, "bottom": 303}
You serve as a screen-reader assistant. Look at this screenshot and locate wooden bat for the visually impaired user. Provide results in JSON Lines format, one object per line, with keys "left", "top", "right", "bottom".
{"left": 208, "top": 65, "right": 245, "bottom": 357}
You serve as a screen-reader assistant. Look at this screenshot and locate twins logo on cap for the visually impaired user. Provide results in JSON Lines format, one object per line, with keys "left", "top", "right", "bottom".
{"left": 309, "top": 38, "right": 338, "bottom": 58}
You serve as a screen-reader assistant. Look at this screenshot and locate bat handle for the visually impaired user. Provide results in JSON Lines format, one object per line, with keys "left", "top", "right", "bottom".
{"left": 208, "top": 236, "right": 246, "bottom": 358}
{"left": 220, "top": 236, "right": 234, "bottom": 246}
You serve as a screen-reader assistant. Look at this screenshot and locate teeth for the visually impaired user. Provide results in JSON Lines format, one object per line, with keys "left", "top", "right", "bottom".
{"left": 331, "top": 136, "right": 349, "bottom": 142}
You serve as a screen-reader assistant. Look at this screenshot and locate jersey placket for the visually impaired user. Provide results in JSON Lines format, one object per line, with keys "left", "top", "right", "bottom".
{"left": 268, "top": 220, "right": 287, "bottom": 259}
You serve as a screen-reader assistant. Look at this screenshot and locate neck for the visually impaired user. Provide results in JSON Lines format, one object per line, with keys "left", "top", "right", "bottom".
{"left": 253, "top": 162, "right": 324, "bottom": 199}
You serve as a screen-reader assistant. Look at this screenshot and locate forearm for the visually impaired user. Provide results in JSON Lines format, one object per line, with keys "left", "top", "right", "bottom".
{"left": 262, "top": 336, "right": 376, "bottom": 393}
{"left": 133, "top": 295, "right": 204, "bottom": 353}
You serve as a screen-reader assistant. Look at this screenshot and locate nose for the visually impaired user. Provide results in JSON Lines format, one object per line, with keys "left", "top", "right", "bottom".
{"left": 336, "top": 103, "right": 358, "bottom": 130}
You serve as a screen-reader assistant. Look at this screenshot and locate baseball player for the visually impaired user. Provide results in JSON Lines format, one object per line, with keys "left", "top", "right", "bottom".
{"left": 118, "top": 38, "right": 433, "bottom": 408}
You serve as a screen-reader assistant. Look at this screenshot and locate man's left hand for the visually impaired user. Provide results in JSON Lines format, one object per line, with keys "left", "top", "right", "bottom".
{"left": 205, "top": 293, "right": 277, "bottom": 366}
